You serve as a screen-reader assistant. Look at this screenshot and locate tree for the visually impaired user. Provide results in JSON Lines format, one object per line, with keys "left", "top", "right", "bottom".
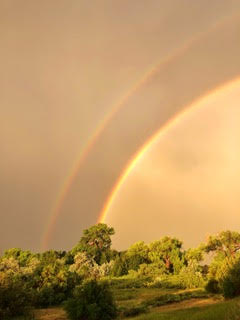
{"left": 3, "top": 248, "right": 34, "bottom": 267}
{"left": 222, "top": 258, "right": 240, "bottom": 298}
{"left": 37, "top": 250, "right": 66, "bottom": 266}
{"left": 69, "top": 252, "right": 99, "bottom": 279}
{"left": 204, "top": 230, "right": 240, "bottom": 259}
{"left": 111, "top": 254, "right": 128, "bottom": 277}
{"left": 64, "top": 280, "right": 117, "bottom": 320}
{"left": 185, "top": 247, "right": 204, "bottom": 265}
{"left": 0, "top": 277, "right": 34, "bottom": 319}
{"left": 149, "top": 237, "right": 183, "bottom": 274}
{"left": 0, "top": 254, "right": 39, "bottom": 281}
{"left": 30, "top": 250, "right": 81, "bottom": 307}
{"left": 33, "top": 256, "right": 80, "bottom": 307}
{"left": 126, "top": 241, "right": 150, "bottom": 271}
{"left": 203, "top": 231, "right": 240, "bottom": 280}
{"left": 72, "top": 224, "right": 115, "bottom": 265}
{"left": 179, "top": 261, "right": 205, "bottom": 289}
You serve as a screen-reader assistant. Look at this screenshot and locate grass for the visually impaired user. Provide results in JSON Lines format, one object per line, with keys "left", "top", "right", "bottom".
{"left": 104, "top": 276, "right": 151, "bottom": 289}
{"left": 11, "top": 287, "right": 240, "bottom": 320}
{"left": 143, "top": 289, "right": 210, "bottom": 307}
{"left": 11, "top": 315, "right": 35, "bottom": 320}
{"left": 28, "top": 296, "right": 240, "bottom": 320}
{"left": 34, "top": 307, "right": 67, "bottom": 320}
{"left": 126, "top": 297, "right": 240, "bottom": 320}
{"left": 114, "top": 287, "right": 183, "bottom": 310}
{"left": 115, "top": 287, "right": 217, "bottom": 318}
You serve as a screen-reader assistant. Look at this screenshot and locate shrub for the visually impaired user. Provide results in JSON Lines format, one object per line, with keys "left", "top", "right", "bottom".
{"left": 0, "top": 278, "right": 34, "bottom": 319}
{"left": 137, "top": 263, "right": 166, "bottom": 278}
{"left": 35, "top": 286, "right": 56, "bottom": 307}
{"left": 106, "top": 276, "right": 150, "bottom": 289}
{"left": 205, "top": 279, "right": 221, "bottom": 294}
{"left": 143, "top": 290, "right": 208, "bottom": 308}
{"left": 179, "top": 263, "right": 205, "bottom": 289}
{"left": 222, "top": 259, "right": 240, "bottom": 298}
{"left": 146, "top": 275, "right": 182, "bottom": 289}
{"left": 222, "top": 277, "right": 236, "bottom": 298}
{"left": 111, "top": 256, "right": 128, "bottom": 277}
{"left": 120, "top": 305, "right": 148, "bottom": 317}
{"left": 33, "top": 261, "right": 82, "bottom": 307}
{"left": 64, "top": 280, "right": 117, "bottom": 320}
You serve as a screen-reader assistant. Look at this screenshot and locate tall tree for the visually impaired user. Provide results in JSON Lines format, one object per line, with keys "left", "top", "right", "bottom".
{"left": 149, "top": 236, "right": 183, "bottom": 274}
{"left": 204, "top": 230, "right": 240, "bottom": 259}
{"left": 203, "top": 230, "right": 240, "bottom": 281}
{"left": 126, "top": 241, "right": 150, "bottom": 271}
{"left": 72, "top": 223, "right": 115, "bottom": 265}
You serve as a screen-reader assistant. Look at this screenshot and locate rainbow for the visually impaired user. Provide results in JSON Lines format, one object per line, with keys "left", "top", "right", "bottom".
{"left": 99, "top": 77, "right": 240, "bottom": 223}
{"left": 41, "top": 12, "right": 240, "bottom": 250}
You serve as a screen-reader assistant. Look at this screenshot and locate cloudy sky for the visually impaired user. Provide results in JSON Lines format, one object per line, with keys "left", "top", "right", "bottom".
{"left": 1, "top": 0, "right": 240, "bottom": 252}
{"left": 105, "top": 81, "right": 240, "bottom": 249}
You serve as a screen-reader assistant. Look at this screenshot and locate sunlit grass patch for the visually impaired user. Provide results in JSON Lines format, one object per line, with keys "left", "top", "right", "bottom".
{"left": 126, "top": 297, "right": 240, "bottom": 320}
{"left": 33, "top": 307, "right": 67, "bottom": 320}
{"left": 115, "top": 287, "right": 215, "bottom": 318}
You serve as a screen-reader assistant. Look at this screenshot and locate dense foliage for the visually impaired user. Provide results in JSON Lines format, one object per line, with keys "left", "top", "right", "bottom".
{"left": 222, "top": 258, "right": 240, "bottom": 298}
{"left": 1, "top": 224, "right": 240, "bottom": 317}
{"left": 72, "top": 223, "right": 115, "bottom": 265}
{"left": 0, "top": 275, "right": 33, "bottom": 319}
{"left": 64, "top": 280, "right": 117, "bottom": 320}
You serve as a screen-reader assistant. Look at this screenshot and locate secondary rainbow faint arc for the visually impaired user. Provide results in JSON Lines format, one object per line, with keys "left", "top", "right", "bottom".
{"left": 41, "top": 12, "right": 239, "bottom": 250}
{"left": 99, "top": 77, "right": 240, "bottom": 223}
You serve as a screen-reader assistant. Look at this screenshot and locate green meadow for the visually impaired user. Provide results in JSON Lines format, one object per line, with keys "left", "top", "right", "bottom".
{"left": 29, "top": 287, "right": 240, "bottom": 320}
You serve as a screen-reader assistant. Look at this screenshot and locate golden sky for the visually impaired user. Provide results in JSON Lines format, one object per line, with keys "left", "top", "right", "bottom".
{"left": 104, "top": 80, "right": 240, "bottom": 250}
{"left": 1, "top": 1, "right": 240, "bottom": 252}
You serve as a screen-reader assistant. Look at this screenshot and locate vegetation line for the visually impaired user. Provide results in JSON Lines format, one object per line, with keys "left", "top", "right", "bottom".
{"left": 1, "top": 224, "right": 240, "bottom": 319}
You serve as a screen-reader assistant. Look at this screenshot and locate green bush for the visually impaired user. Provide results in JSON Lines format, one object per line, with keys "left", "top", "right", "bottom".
{"left": 0, "top": 278, "right": 34, "bottom": 319}
{"left": 147, "top": 275, "right": 184, "bottom": 289}
{"left": 111, "top": 256, "right": 128, "bottom": 277}
{"left": 222, "top": 278, "right": 236, "bottom": 298}
{"left": 35, "top": 286, "right": 56, "bottom": 307}
{"left": 143, "top": 290, "right": 208, "bottom": 308}
{"left": 64, "top": 280, "right": 117, "bottom": 320}
{"left": 179, "top": 263, "right": 205, "bottom": 289}
{"left": 34, "top": 284, "right": 70, "bottom": 308}
{"left": 120, "top": 305, "right": 148, "bottom": 317}
{"left": 147, "top": 264, "right": 205, "bottom": 290}
{"left": 222, "top": 259, "right": 240, "bottom": 298}
{"left": 106, "top": 276, "right": 150, "bottom": 289}
{"left": 205, "top": 279, "right": 220, "bottom": 294}
{"left": 137, "top": 263, "right": 167, "bottom": 278}
{"left": 33, "top": 266, "right": 82, "bottom": 307}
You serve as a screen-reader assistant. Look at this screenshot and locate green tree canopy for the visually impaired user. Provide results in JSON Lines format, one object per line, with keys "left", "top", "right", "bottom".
{"left": 204, "top": 230, "right": 240, "bottom": 259}
{"left": 126, "top": 241, "right": 150, "bottom": 271}
{"left": 3, "top": 248, "right": 34, "bottom": 267}
{"left": 149, "top": 236, "right": 183, "bottom": 274}
{"left": 203, "top": 231, "right": 240, "bottom": 282}
{"left": 72, "top": 223, "right": 115, "bottom": 265}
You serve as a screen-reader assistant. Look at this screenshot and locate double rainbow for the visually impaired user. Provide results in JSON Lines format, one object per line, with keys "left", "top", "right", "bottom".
{"left": 41, "top": 12, "right": 240, "bottom": 250}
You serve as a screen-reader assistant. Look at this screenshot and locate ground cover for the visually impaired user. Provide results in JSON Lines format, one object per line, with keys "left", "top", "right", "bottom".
{"left": 29, "top": 287, "right": 228, "bottom": 320}
{"left": 126, "top": 297, "right": 240, "bottom": 320}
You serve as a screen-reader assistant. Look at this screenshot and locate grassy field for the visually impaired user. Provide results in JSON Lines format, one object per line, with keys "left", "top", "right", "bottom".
{"left": 126, "top": 298, "right": 240, "bottom": 320}
{"left": 27, "top": 287, "right": 240, "bottom": 320}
